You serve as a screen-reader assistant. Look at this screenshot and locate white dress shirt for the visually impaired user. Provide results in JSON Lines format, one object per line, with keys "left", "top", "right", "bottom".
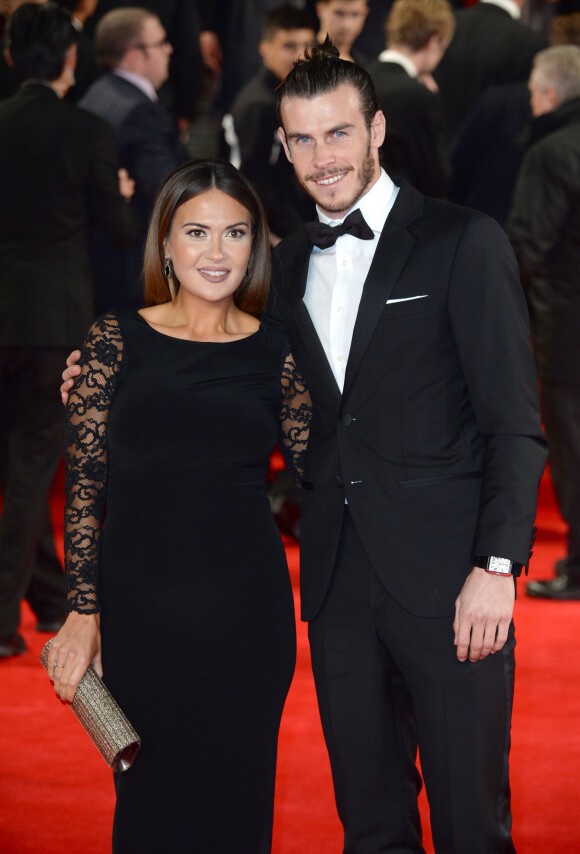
{"left": 377, "top": 50, "right": 419, "bottom": 78}
{"left": 303, "top": 169, "right": 398, "bottom": 392}
{"left": 481, "top": 0, "right": 521, "bottom": 20}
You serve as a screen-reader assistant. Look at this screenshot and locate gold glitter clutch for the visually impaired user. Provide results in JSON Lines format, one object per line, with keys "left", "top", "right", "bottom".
{"left": 40, "top": 639, "right": 141, "bottom": 772}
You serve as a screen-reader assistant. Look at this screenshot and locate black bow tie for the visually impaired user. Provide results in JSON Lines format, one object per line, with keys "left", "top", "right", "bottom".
{"left": 304, "top": 208, "right": 374, "bottom": 249}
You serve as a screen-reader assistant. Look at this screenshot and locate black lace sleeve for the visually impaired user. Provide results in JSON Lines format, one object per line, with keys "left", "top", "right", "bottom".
{"left": 279, "top": 346, "right": 312, "bottom": 484}
{"left": 64, "top": 313, "right": 124, "bottom": 614}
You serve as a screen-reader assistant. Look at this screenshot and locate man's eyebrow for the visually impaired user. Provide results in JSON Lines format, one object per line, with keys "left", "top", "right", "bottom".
{"left": 286, "top": 122, "right": 355, "bottom": 140}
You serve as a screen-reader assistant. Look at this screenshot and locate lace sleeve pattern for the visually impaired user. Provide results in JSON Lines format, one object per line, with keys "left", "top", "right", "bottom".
{"left": 279, "top": 346, "right": 312, "bottom": 484}
{"left": 64, "top": 313, "right": 123, "bottom": 614}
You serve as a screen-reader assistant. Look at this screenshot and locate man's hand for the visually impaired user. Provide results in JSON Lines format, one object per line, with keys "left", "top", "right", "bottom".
{"left": 454, "top": 567, "right": 515, "bottom": 663}
{"left": 118, "top": 168, "right": 135, "bottom": 201}
{"left": 61, "top": 349, "right": 81, "bottom": 405}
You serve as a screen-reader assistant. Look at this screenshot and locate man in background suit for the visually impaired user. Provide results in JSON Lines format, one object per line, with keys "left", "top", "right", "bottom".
{"left": 434, "top": 0, "right": 546, "bottom": 140}
{"left": 80, "top": 7, "right": 188, "bottom": 311}
{"left": 271, "top": 41, "right": 546, "bottom": 851}
{"left": 84, "top": 0, "right": 203, "bottom": 129}
{"left": 0, "top": 2, "right": 139, "bottom": 659}
{"left": 509, "top": 45, "right": 580, "bottom": 600}
{"left": 368, "top": 0, "right": 453, "bottom": 198}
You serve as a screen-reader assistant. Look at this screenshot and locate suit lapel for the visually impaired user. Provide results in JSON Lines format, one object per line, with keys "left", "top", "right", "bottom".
{"left": 343, "top": 182, "right": 423, "bottom": 399}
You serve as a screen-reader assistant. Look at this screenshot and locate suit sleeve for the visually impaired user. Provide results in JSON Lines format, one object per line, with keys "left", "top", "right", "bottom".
{"left": 122, "top": 103, "right": 187, "bottom": 211}
{"left": 448, "top": 213, "right": 547, "bottom": 564}
{"left": 87, "top": 117, "right": 141, "bottom": 248}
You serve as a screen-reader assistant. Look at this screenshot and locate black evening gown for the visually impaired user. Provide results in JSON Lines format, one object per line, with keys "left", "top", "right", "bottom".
{"left": 64, "top": 311, "right": 310, "bottom": 853}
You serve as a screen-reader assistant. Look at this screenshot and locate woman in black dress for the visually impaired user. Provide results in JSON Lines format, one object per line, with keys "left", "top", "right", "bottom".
{"left": 47, "top": 160, "right": 311, "bottom": 853}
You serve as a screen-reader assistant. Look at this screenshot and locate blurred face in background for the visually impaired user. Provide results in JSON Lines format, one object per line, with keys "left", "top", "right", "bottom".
{"left": 132, "top": 15, "right": 172, "bottom": 91}
{"left": 528, "top": 68, "right": 559, "bottom": 117}
{"left": 316, "top": 0, "right": 368, "bottom": 53}
{"left": 259, "top": 27, "right": 315, "bottom": 81}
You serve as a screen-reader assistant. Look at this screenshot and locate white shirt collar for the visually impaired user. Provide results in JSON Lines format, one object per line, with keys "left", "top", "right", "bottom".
{"left": 377, "top": 50, "right": 419, "bottom": 78}
{"left": 317, "top": 169, "right": 397, "bottom": 234}
{"left": 113, "top": 69, "right": 158, "bottom": 102}
{"left": 481, "top": 0, "right": 521, "bottom": 21}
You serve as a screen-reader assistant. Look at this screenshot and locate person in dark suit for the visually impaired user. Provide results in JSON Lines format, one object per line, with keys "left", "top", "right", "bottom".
{"left": 0, "top": 2, "right": 139, "bottom": 659}
{"left": 434, "top": 0, "right": 546, "bottom": 140}
{"left": 508, "top": 45, "right": 580, "bottom": 600}
{"left": 225, "top": 4, "right": 316, "bottom": 242}
{"left": 80, "top": 7, "right": 188, "bottom": 311}
{"left": 270, "top": 41, "right": 546, "bottom": 851}
{"left": 84, "top": 0, "right": 203, "bottom": 128}
{"left": 367, "top": 0, "right": 454, "bottom": 198}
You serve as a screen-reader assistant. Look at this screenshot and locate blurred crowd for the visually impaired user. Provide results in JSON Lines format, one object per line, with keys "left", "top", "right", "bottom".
{"left": 1, "top": 0, "right": 580, "bottom": 659}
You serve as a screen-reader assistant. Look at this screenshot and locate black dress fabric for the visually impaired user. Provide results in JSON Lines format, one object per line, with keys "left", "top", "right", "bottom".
{"left": 64, "top": 311, "right": 311, "bottom": 853}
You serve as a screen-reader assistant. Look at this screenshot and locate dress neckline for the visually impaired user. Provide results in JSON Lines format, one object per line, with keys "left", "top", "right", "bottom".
{"left": 135, "top": 310, "right": 261, "bottom": 345}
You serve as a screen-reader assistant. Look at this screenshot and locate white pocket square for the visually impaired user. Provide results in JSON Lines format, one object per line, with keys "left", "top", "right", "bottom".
{"left": 386, "top": 295, "right": 428, "bottom": 304}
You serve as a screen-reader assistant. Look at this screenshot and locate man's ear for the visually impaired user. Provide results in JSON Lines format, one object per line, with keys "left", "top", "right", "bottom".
{"left": 278, "top": 126, "right": 293, "bottom": 163}
{"left": 370, "top": 110, "right": 386, "bottom": 149}
{"left": 4, "top": 48, "right": 14, "bottom": 70}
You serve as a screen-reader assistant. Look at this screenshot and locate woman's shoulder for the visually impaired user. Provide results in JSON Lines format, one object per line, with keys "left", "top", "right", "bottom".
{"left": 259, "top": 312, "right": 290, "bottom": 354}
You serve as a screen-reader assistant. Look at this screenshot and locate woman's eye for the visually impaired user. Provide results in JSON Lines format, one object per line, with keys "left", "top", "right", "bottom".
{"left": 228, "top": 229, "right": 246, "bottom": 238}
{"left": 188, "top": 229, "right": 205, "bottom": 238}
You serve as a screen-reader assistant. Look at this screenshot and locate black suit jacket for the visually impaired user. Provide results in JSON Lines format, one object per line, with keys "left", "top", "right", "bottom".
{"left": 0, "top": 84, "right": 139, "bottom": 348}
{"left": 80, "top": 73, "right": 188, "bottom": 310}
{"left": 367, "top": 60, "right": 450, "bottom": 197}
{"left": 270, "top": 180, "right": 546, "bottom": 620}
{"left": 434, "top": 2, "right": 545, "bottom": 138}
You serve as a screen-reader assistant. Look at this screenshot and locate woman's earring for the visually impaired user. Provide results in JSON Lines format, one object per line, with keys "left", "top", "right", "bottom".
{"left": 164, "top": 258, "right": 172, "bottom": 279}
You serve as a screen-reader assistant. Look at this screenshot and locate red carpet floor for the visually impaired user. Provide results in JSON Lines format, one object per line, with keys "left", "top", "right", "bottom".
{"left": 1, "top": 471, "right": 579, "bottom": 853}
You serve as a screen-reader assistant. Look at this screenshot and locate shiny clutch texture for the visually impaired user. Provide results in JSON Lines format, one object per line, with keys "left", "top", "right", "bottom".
{"left": 40, "top": 639, "right": 141, "bottom": 772}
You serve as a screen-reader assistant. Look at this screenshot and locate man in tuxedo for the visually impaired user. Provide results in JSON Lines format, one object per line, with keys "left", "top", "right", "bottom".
{"left": 225, "top": 4, "right": 316, "bottom": 242}
{"left": 80, "top": 7, "right": 188, "bottom": 311}
{"left": 0, "top": 2, "right": 139, "bottom": 659}
{"left": 367, "top": 0, "right": 454, "bottom": 198}
{"left": 434, "top": 0, "right": 546, "bottom": 140}
{"left": 271, "top": 41, "right": 546, "bottom": 851}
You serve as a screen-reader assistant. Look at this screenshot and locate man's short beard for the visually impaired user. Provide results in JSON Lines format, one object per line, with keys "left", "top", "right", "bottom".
{"left": 303, "top": 137, "right": 376, "bottom": 215}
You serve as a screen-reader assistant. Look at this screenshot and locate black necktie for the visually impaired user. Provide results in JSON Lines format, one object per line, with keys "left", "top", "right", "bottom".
{"left": 304, "top": 208, "right": 374, "bottom": 249}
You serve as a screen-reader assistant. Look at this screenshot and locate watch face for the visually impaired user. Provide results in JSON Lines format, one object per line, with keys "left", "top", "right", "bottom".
{"left": 489, "top": 556, "right": 513, "bottom": 575}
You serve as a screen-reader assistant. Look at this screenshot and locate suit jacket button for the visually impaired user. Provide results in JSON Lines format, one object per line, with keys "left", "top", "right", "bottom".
{"left": 335, "top": 475, "right": 343, "bottom": 488}
{"left": 342, "top": 413, "right": 353, "bottom": 426}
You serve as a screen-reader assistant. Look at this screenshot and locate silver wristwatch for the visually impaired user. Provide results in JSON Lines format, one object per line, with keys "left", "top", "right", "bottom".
{"left": 474, "top": 555, "right": 514, "bottom": 576}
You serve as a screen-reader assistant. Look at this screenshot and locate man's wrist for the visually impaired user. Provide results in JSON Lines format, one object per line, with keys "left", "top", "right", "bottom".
{"left": 473, "top": 555, "right": 521, "bottom": 576}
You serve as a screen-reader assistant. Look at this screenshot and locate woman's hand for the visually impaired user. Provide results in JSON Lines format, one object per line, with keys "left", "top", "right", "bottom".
{"left": 60, "top": 350, "right": 82, "bottom": 405}
{"left": 48, "top": 612, "right": 102, "bottom": 703}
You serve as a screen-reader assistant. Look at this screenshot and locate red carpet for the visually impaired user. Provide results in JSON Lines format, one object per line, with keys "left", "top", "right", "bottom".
{"left": 1, "top": 470, "right": 579, "bottom": 853}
